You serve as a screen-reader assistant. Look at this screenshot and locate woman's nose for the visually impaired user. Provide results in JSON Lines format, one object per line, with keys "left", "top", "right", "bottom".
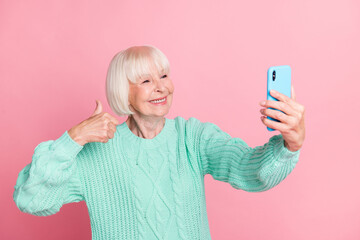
{"left": 154, "top": 79, "right": 165, "bottom": 91}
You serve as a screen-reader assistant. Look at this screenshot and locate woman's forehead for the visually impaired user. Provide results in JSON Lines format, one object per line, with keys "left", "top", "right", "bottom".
{"left": 140, "top": 71, "right": 162, "bottom": 79}
{"left": 140, "top": 67, "right": 165, "bottom": 77}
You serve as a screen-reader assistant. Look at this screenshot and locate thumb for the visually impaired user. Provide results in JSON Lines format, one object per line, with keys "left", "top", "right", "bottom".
{"left": 91, "top": 99, "right": 103, "bottom": 116}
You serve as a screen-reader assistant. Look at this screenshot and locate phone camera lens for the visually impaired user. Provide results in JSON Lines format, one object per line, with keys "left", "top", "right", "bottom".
{"left": 272, "top": 71, "right": 276, "bottom": 81}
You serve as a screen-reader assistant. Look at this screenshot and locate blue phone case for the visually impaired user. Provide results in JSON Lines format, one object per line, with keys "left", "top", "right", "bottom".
{"left": 266, "top": 65, "right": 291, "bottom": 131}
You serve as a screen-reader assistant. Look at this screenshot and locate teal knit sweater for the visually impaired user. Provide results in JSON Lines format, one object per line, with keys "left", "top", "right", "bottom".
{"left": 13, "top": 116, "right": 301, "bottom": 240}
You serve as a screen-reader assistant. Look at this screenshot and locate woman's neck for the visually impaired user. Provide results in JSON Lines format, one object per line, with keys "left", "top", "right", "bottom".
{"left": 125, "top": 115, "right": 165, "bottom": 139}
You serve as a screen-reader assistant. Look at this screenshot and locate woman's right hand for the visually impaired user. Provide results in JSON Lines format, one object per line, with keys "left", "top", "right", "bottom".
{"left": 68, "top": 100, "right": 120, "bottom": 146}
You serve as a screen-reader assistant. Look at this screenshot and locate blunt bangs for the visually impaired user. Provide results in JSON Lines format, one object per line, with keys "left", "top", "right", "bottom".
{"left": 125, "top": 45, "right": 170, "bottom": 83}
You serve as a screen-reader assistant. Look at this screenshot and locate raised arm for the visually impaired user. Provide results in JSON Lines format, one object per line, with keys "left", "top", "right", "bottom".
{"left": 13, "top": 131, "right": 85, "bottom": 216}
{"left": 196, "top": 120, "right": 301, "bottom": 192}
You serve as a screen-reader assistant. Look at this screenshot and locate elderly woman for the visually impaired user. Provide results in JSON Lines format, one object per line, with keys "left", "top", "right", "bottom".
{"left": 13, "top": 45, "right": 305, "bottom": 240}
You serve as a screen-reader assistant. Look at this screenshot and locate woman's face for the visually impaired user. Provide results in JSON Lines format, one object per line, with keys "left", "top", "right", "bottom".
{"left": 128, "top": 67, "right": 174, "bottom": 119}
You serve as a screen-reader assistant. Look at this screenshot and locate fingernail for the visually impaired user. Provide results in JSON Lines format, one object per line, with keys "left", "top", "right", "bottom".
{"left": 270, "top": 90, "right": 276, "bottom": 94}
{"left": 259, "top": 101, "right": 265, "bottom": 106}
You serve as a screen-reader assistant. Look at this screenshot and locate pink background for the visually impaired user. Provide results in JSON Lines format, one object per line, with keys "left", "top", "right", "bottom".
{"left": 1, "top": 0, "right": 359, "bottom": 239}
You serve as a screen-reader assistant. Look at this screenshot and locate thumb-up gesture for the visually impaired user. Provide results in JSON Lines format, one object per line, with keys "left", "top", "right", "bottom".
{"left": 68, "top": 100, "right": 120, "bottom": 146}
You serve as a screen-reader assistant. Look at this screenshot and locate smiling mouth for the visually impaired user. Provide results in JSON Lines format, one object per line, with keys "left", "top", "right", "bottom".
{"left": 149, "top": 96, "right": 167, "bottom": 101}
{"left": 149, "top": 96, "right": 167, "bottom": 104}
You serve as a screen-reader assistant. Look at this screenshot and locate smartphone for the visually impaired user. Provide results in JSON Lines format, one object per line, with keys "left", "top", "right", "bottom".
{"left": 266, "top": 65, "right": 291, "bottom": 131}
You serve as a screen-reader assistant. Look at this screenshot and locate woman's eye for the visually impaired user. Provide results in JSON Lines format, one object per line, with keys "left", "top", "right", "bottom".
{"left": 142, "top": 75, "right": 166, "bottom": 83}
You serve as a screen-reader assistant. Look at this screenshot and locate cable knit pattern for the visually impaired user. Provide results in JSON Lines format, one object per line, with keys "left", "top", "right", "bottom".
{"left": 13, "top": 116, "right": 301, "bottom": 239}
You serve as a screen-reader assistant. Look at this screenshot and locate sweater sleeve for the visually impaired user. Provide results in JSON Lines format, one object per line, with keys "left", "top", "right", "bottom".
{"left": 197, "top": 121, "right": 301, "bottom": 192}
{"left": 13, "top": 130, "right": 85, "bottom": 216}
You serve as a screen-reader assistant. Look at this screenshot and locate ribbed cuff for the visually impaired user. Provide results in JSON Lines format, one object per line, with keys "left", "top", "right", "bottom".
{"left": 51, "top": 131, "right": 84, "bottom": 159}
{"left": 271, "top": 134, "right": 301, "bottom": 163}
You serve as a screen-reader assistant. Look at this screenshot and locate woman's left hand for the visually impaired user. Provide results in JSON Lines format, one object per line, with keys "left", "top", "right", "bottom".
{"left": 259, "top": 85, "right": 305, "bottom": 152}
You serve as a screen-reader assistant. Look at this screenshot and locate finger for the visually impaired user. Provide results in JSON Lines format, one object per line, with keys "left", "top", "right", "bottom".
{"left": 261, "top": 99, "right": 297, "bottom": 117}
{"left": 270, "top": 89, "right": 297, "bottom": 109}
{"left": 260, "top": 115, "right": 287, "bottom": 132}
{"left": 270, "top": 89, "right": 304, "bottom": 113}
{"left": 108, "top": 131, "right": 115, "bottom": 139}
{"left": 107, "top": 124, "right": 116, "bottom": 139}
{"left": 110, "top": 116, "right": 120, "bottom": 126}
{"left": 260, "top": 108, "right": 292, "bottom": 124}
{"left": 104, "top": 113, "right": 120, "bottom": 126}
{"left": 108, "top": 121, "right": 117, "bottom": 133}
{"left": 92, "top": 99, "right": 103, "bottom": 116}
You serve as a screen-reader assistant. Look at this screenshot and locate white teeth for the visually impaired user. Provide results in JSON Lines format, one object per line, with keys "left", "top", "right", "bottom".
{"left": 150, "top": 97, "right": 165, "bottom": 103}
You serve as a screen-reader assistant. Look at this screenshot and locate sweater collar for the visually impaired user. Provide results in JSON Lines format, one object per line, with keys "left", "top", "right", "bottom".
{"left": 118, "top": 117, "right": 171, "bottom": 148}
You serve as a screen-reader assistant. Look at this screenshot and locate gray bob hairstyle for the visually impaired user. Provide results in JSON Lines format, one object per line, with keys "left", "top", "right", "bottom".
{"left": 106, "top": 45, "right": 171, "bottom": 117}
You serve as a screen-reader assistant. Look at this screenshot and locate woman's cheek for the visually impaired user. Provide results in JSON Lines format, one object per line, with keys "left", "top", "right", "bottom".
{"left": 168, "top": 80, "right": 175, "bottom": 93}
